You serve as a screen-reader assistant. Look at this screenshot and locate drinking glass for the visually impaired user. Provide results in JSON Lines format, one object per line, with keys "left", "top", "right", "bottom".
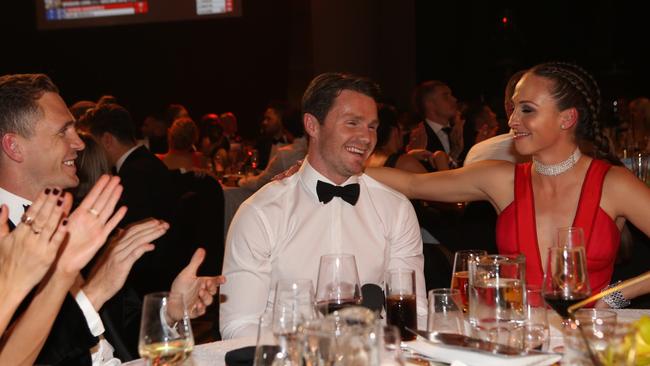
{"left": 138, "top": 292, "right": 194, "bottom": 366}
{"left": 450, "top": 250, "right": 487, "bottom": 313}
{"left": 253, "top": 311, "right": 279, "bottom": 366}
{"left": 524, "top": 286, "right": 550, "bottom": 352}
{"left": 468, "top": 254, "right": 527, "bottom": 349}
{"left": 556, "top": 226, "right": 585, "bottom": 248}
{"left": 273, "top": 280, "right": 318, "bottom": 366}
{"left": 385, "top": 268, "right": 418, "bottom": 341}
{"left": 273, "top": 279, "right": 317, "bottom": 329}
{"left": 380, "top": 325, "right": 405, "bottom": 366}
{"left": 563, "top": 313, "right": 634, "bottom": 366}
{"left": 542, "top": 231, "right": 591, "bottom": 322}
{"left": 427, "top": 288, "right": 464, "bottom": 335}
{"left": 632, "top": 152, "right": 649, "bottom": 183}
{"left": 301, "top": 307, "right": 380, "bottom": 366}
{"left": 315, "top": 254, "right": 362, "bottom": 316}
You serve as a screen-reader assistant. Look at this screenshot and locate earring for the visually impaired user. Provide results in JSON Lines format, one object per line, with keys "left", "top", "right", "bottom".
{"left": 561, "top": 124, "right": 566, "bottom": 129}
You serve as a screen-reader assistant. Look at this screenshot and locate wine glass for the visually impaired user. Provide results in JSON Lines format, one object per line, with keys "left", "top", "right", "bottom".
{"left": 315, "top": 254, "right": 362, "bottom": 316}
{"left": 138, "top": 292, "right": 194, "bottom": 366}
{"left": 542, "top": 229, "right": 591, "bottom": 323}
{"left": 450, "top": 249, "right": 487, "bottom": 313}
{"left": 380, "top": 325, "right": 405, "bottom": 366}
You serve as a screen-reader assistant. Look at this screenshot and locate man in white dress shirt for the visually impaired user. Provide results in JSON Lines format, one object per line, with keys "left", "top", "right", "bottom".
{"left": 220, "top": 73, "right": 427, "bottom": 339}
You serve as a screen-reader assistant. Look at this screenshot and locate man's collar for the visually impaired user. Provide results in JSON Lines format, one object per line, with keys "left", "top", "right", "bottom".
{"left": 0, "top": 186, "right": 32, "bottom": 225}
{"left": 425, "top": 118, "right": 449, "bottom": 133}
{"left": 115, "top": 145, "right": 141, "bottom": 173}
{"left": 298, "top": 157, "right": 360, "bottom": 201}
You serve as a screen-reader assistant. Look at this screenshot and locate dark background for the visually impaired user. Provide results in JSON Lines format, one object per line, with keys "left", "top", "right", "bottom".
{"left": 1, "top": 0, "right": 648, "bottom": 138}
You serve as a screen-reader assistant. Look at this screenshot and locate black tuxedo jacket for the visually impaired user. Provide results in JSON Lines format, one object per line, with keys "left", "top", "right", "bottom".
{"left": 424, "top": 122, "right": 446, "bottom": 154}
{"left": 117, "top": 145, "right": 188, "bottom": 295}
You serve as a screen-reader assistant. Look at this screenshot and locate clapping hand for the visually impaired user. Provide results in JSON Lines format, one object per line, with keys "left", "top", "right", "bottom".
{"left": 56, "top": 175, "right": 127, "bottom": 276}
{"left": 170, "top": 248, "right": 226, "bottom": 319}
{"left": 0, "top": 189, "right": 70, "bottom": 295}
{"left": 83, "top": 218, "right": 169, "bottom": 310}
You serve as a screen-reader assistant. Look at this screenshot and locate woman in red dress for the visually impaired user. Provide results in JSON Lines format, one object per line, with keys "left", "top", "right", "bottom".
{"left": 367, "top": 62, "right": 650, "bottom": 306}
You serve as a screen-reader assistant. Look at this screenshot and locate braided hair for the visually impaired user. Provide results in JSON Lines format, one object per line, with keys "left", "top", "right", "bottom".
{"left": 530, "top": 62, "right": 618, "bottom": 164}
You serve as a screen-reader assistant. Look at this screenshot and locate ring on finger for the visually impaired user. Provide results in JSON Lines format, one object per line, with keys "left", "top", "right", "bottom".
{"left": 88, "top": 208, "right": 100, "bottom": 216}
{"left": 21, "top": 213, "right": 35, "bottom": 225}
{"left": 30, "top": 225, "right": 43, "bottom": 235}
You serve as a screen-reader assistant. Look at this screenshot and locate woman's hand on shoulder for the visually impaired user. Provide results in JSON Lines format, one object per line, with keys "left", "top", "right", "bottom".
{"left": 602, "top": 165, "right": 650, "bottom": 236}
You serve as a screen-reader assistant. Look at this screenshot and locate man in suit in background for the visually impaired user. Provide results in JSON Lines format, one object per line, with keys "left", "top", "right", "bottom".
{"left": 408, "top": 80, "right": 461, "bottom": 169}
{"left": 83, "top": 104, "right": 188, "bottom": 296}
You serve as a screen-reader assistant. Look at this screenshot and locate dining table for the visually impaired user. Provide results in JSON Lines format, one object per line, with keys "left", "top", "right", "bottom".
{"left": 123, "top": 308, "right": 650, "bottom": 366}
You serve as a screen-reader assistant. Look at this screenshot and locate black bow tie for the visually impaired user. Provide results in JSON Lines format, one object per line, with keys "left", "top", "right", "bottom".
{"left": 441, "top": 126, "right": 452, "bottom": 135}
{"left": 316, "top": 181, "right": 360, "bottom": 205}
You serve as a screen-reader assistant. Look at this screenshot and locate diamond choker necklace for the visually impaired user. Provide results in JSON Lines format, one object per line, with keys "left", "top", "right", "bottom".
{"left": 533, "top": 148, "right": 582, "bottom": 176}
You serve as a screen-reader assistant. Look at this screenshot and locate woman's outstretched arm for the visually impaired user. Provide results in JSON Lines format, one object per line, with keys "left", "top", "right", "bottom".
{"left": 365, "top": 159, "right": 514, "bottom": 208}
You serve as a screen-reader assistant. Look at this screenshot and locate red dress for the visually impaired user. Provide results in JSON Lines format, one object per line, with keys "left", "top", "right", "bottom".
{"left": 496, "top": 159, "right": 620, "bottom": 294}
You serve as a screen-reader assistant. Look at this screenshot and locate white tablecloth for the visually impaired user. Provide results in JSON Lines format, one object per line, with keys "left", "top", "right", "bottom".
{"left": 123, "top": 309, "right": 650, "bottom": 365}
{"left": 122, "top": 336, "right": 256, "bottom": 366}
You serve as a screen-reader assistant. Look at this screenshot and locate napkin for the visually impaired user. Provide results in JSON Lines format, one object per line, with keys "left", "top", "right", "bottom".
{"left": 405, "top": 339, "right": 562, "bottom": 366}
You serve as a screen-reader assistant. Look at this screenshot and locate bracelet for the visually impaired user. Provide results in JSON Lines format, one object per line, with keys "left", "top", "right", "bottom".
{"left": 602, "top": 282, "right": 631, "bottom": 309}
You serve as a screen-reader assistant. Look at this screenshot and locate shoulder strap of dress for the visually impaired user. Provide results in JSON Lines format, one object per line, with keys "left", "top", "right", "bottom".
{"left": 573, "top": 159, "right": 612, "bottom": 246}
{"left": 515, "top": 162, "right": 545, "bottom": 285}
{"left": 515, "top": 163, "right": 535, "bottom": 250}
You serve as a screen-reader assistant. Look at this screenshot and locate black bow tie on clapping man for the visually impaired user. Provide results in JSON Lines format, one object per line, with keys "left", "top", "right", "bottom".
{"left": 316, "top": 181, "right": 360, "bottom": 206}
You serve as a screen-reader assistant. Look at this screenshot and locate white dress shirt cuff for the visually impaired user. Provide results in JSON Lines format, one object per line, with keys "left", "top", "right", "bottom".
{"left": 75, "top": 289, "right": 106, "bottom": 337}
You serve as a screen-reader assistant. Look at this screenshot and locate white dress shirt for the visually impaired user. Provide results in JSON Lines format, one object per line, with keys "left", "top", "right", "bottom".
{"left": 425, "top": 118, "right": 451, "bottom": 154}
{"left": 0, "top": 187, "right": 119, "bottom": 366}
{"left": 238, "top": 137, "right": 308, "bottom": 191}
{"left": 219, "top": 158, "right": 427, "bottom": 339}
{"left": 463, "top": 132, "right": 528, "bottom": 166}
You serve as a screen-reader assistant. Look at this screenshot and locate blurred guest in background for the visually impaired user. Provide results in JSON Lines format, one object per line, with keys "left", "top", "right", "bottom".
{"left": 69, "top": 100, "right": 96, "bottom": 121}
{"left": 464, "top": 69, "right": 528, "bottom": 166}
{"left": 255, "top": 101, "right": 293, "bottom": 170}
{"left": 407, "top": 80, "right": 463, "bottom": 169}
{"left": 459, "top": 102, "right": 500, "bottom": 162}
{"left": 238, "top": 102, "right": 306, "bottom": 191}
{"left": 366, "top": 104, "right": 428, "bottom": 173}
{"left": 156, "top": 117, "right": 208, "bottom": 171}
{"left": 140, "top": 113, "right": 169, "bottom": 154}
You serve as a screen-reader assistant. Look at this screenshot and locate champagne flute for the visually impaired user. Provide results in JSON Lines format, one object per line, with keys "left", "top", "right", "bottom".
{"left": 450, "top": 250, "right": 487, "bottom": 313}
{"left": 542, "top": 228, "right": 591, "bottom": 322}
{"left": 138, "top": 292, "right": 194, "bottom": 366}
{"left": 315, "top": 254, "right": 362, "bottom": 315}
